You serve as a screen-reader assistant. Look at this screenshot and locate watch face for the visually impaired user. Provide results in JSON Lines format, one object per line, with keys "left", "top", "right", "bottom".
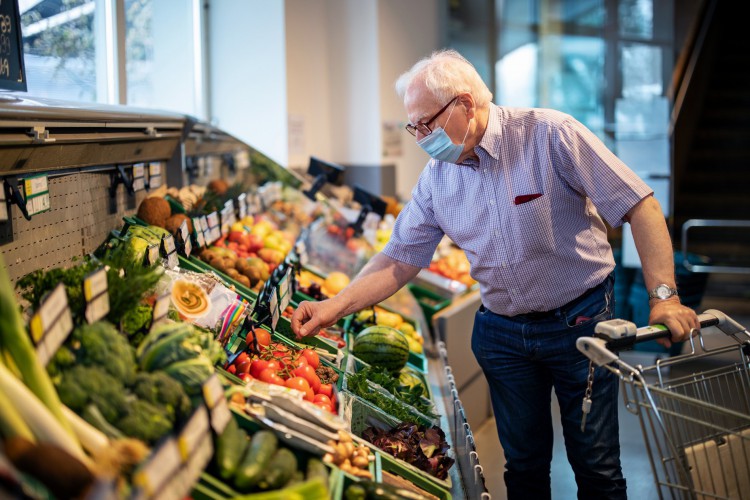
{"left": 656, "top": 285, "right": 671, "bottom": 299}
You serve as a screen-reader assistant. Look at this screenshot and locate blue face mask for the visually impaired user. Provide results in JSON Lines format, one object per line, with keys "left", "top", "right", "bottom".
{"left": 416, "top": 101, "right": 471, "bottom": 164}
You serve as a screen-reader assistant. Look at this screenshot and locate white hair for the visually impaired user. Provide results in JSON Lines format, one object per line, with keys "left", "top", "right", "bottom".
{"left": 395, "top": 49, "right": 493, "bottom": 107}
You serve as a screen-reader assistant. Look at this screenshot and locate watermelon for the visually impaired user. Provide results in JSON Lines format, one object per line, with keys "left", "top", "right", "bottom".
{"left": 352, "top": 325, "right": 409, "bottom": 372}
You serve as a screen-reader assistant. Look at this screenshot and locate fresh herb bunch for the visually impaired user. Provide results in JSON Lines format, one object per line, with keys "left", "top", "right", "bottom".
{"left": 17, "top": 257, "right": 99, "bottom": 320}
{"left": 347, "top": 366, "right": 437, "bottom": 420}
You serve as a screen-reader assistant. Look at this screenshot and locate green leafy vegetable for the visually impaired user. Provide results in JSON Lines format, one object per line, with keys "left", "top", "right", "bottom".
{"left": 348, "top": 366, "right": 437, "bottom": 420}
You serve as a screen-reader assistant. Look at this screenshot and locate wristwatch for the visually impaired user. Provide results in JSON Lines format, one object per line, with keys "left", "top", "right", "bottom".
{"left": 648, "top": 284, "right": 679, "bottom": 300}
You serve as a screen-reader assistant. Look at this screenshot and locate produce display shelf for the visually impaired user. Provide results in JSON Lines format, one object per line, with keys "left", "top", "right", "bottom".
{"left": 178, "top": 255, "right": 258, "bottom": 304}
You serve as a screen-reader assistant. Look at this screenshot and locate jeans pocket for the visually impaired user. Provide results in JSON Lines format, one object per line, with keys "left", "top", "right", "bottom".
{"left": 563, "top": 285, "right": 613, "bottom": 329}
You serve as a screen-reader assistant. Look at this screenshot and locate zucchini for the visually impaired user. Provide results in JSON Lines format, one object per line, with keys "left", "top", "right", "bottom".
{"left": 216, "top": 417, "right": 249, "bottom": 480}
{"left": 367, "top": 481, "right": 431, "bottom": 500}
{"left": 305, "top": 457, "right": 328, "bottom": 485}
{"left": 230, "top": 477, "right": 327, "bottom": 499}
{"left": 257, "top": 447, "right": 297, "bottom": 490}
{"left": 233, "top": 430, "right": 278, "bottom": 491}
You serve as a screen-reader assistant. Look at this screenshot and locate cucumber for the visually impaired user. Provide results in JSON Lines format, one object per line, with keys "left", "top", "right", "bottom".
{"left": 257, "top": 447, "right": 297, "bottom": 491}
{"left": 234, "top": 430, "right": 278, "bottom": 491}
{"left": 305, "top": 457, "right": 328, "bottom": 485}
{"left": 216, "top": 417, "right": 249, "bottom": 480}
{"left": 230, "top": 477, "right": 327, "bottom": 500}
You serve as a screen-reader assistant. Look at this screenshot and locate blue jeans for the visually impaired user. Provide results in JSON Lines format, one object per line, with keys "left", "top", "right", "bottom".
{"left": 471, "top": 274, "right": 626, "bottom": 500}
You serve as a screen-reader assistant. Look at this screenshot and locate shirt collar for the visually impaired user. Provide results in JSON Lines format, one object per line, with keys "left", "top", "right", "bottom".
{"left": 475, "top": 103, "right": 502, "bottom": 161}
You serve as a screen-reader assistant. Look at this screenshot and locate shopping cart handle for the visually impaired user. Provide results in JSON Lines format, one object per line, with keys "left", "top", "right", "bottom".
{"left": 576, "top": 337, "right": 619, "bottom": 367}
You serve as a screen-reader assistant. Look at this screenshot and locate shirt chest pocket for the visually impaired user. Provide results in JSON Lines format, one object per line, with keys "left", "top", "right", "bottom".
{"left": 509, "top": 193, "right": 555, "bottom": 263}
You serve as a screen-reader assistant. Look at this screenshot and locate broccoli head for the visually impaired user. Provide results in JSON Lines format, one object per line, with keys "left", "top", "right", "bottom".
{"left": 56, "top": 365, "right": 129, "bottom": 423}
{"left": 121, "top": 304, "right": 153, "bottom": 338}
{"left": 116, "top": 399, "right": 173, "bottom": 445}
{"left": 74, "top": 321, "right": 138, "bottom": 386}
{"left": 132, "top": 371, "right": 192, "bottom": 425}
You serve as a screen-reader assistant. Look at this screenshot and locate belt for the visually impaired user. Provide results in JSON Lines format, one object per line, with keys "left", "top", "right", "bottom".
{"left": 491, "top": 275, "right": 610, "bottom": 321}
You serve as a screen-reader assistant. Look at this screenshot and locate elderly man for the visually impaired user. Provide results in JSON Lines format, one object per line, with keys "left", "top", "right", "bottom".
{"left": 292, "top": 49, "right": 699, "bottom": 499}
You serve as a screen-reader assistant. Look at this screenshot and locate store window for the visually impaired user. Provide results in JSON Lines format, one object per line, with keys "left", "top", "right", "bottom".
{"left": 125, "top": 0, "right": 205, "bottom": 118}
{"left": 21, "top": 0, "right": 99, "bottom": 102}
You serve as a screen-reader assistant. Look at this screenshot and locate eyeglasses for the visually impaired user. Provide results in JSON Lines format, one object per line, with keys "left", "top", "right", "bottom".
{"left": 405, "top": 96, "right": 458, "bottom": 137}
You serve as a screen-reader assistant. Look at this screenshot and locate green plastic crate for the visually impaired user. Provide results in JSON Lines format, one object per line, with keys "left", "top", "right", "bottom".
{"left": 407, "top": 283, "right": 452, "bottom": 327}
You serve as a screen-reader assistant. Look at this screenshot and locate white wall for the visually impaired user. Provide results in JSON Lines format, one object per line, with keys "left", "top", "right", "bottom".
{"left": 208, "top": 1, "right": 288, "bottom": 165}
{"left": 285, "top": 0, "right": 442, "bottom": 198}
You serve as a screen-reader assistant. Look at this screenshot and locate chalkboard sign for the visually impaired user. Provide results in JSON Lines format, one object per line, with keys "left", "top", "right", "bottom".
{"left": 0, "top": 0, "right": 26, "bottom": 91}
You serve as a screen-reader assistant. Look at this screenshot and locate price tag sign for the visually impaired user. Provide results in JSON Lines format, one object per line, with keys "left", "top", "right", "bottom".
{"left": 145, "top": 244, "right": 159, "bottom": 267}
{"left": 132, "top": 164, "right": 146, "bottom": 192}
{"left": 176, "top": 220, "right": 192, "bottom": 258}
{"left": 191, "top": 217, "right": 205, "bottom": 249}
{"left": 178, "top": 406, "right": 210, "bottom": 462}
{"left": 202, "top": 374, "right": 232, "bottom": 434}
{"left": 166, "top": 251, "right": 178, "bottom": 269}
{"left": 30, "top": 284, "right": 74, "bottom": 366}
{"left": 296, "top": 240, "right": 309, "bottom": 267}
{"left": 83, "top": 268, "right": 109, "bottom": 324}
{"left": 269, "top": 287, "right": 279, "bottom": 331}
{"left": 220, "top": 205, "right": 233, "bottom": 236}
{"left": 184, "top": 434, "right": 214, "bottom": 492}
{"left": 151, "top": 293, "right": 170, "bottom": 330}
{"left": 237, "top": 193, "right": 247, "bottom": 220}
{"left": 133, "top": 438, "right": 181, "bottom": 497}
{"left": 206, "top": 212, "right": 220, "bottom": 244}
{"left": 149, "top": 175, "right": 162, "bottom": 189}
{"left": 0, "top": 184, "right": 7, "bottom": 222}
{"left": 279, "top": 269, "right": 292, "bottom": 313}
{"left": 23, "top": 174, "right": 50, "bottom": 216}
{"left": 149, "top": 162, "right": 162, "bottom": 177}
{"left": 157, "top": 467, "right": 189, "bottom": 500}
{"left": 206, "top": 211, "right": 219, "bottom": 230}
{"left": 161, "top": 234, "right": 176, "bottom": 256}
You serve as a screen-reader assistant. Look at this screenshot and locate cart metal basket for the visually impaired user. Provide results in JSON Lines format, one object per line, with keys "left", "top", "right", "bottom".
{"left": 577, "top": 310, "right": 750, "bottom": 499}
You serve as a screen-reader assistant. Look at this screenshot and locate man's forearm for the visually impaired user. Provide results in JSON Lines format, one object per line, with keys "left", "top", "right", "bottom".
{"left": 329, "top": 253, "right": 421, "bottom": 318}
{"left": 626, "top": 195, "right": 676, "bottom": 293}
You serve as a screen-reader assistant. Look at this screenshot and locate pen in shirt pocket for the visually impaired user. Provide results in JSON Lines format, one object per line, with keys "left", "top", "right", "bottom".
{"left": 514, "top": 193, "right": 543, "bottom": 205}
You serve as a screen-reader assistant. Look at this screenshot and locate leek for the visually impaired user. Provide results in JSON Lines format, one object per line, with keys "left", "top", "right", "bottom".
{"left": 0, "top": 254, "right": 76, "bottom": 438}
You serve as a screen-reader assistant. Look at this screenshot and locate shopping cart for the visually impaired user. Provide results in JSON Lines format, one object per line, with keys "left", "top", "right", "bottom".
{"left": 577, "top": 310, "right": 750, "bottom": 500}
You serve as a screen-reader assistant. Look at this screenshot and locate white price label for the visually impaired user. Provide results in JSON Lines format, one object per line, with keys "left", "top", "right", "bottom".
{"left": 132, "top": 177, "right": 146, "bottom": 192}
{"left": 24, "top": 175, "right": 48, "bottom": 197}
{"left": 26, "top": 193, "right": 50, "bottom": 215}
{"left": 179, "top": 220, "right": 189, "bottom": 242}
{"left": 30, "top": 284, "right": 68, "bottom": 343}
{"left": 133, "top": 438, "right": 181, "bottom": 497}
{"left": 36, "top": 308, "right": 73, "bottom": 366}
{"left": 201, "top": 374, "right": 224, "bottom": 409}
{"left": 161, "top": 234, "right": 176, "bottom": 255}
{"left": 133, "top": 164, "right": 145, "bottom": 178}
{"left": 271, "top": 304, "right": 280, "bottom": 331}
{"left": 149, "top": 174, "right": 162, "bottom": 189}
{"left": 146, "top": 244, "right": 159, "bottom": 266}
{"left": 269, "top": 289, "right": 278, "bottom": 318}
{"left": 83, "top": 268, "right": 107, "bottom": 301}
{"left": 151, "top": 293, "right": 170, "bottom": 328}
{"left": 210, "top": 401, "right": 232, "bottom": 434}
{"left": 85, "top": 293, "right": 110, "bottom": 325}
{"left": 166, "top": 251, "right": 178, "bottom": 269}
{"left": 206, "top": 212, "right": 219, "bottom": 229}
{"left": 178, "top": 406, "right": 210, "bottom": 462}
{"left": 149, "top": 162, "right": 162, "bottom": 176}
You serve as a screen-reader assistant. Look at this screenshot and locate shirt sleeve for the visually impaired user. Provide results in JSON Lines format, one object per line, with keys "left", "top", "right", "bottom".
{"left": 554, "top": 117, "right": 653, "bottom": 228}
{"left": 381, "top": 164, "right": 444, "bottom": 268}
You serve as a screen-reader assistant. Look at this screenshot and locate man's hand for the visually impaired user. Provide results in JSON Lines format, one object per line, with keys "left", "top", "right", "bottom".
{"left": 648, "top": 297, "right": 701, "bottom": 347}
{"left": 291, "top": 299, "right": 343, "bottom": 339}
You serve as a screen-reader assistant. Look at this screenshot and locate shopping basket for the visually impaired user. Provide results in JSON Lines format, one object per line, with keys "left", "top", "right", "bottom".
{"left": 577, "top": 310, "right": 750, "bottom": 500}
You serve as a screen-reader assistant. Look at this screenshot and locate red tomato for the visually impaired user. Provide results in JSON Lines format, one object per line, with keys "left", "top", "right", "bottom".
{"left": 259, "top": 368, "right": 285, "bottom": 386}
{"left": 313, "top": 394, "right": 331, "bottom": 406}
{"left": 301, "top": 349, "right": 320, "bottom": 369}
{"left": 295, "top": 356, "right": 309, "bottom": 369}
{"left": 304, "top": 387, "right": 315, "bottom": 402}
{"left": 266, "top": 360, "right": 282, "bottom": 372}
{"left": 249, "top": 359, "right": 269, "bottom": 378}
{"left": 240, "top": 373, "right": 253, "bottom": 383}
{"left": 293, "top": 365, "right": 321, "bottom": 393}
{"left": 318, "top": 383, "right": 333, "bottom": 399}
{"left": 235, "top": 352, "right": 250, "bottom": 364}
{"left": 285, "top": 376, "right": 311, "bottom": 393}
{"left": 227, "top": 364, "right": 237, "bottom": 374}
{"left": 314, "top": 402, "right": 334, "bottom": 413}
{"left": 235, "top": 358, "right": 251, "bottom": 375}
{"left": 246, "top": 328, "right": 271, "bottom": 349}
